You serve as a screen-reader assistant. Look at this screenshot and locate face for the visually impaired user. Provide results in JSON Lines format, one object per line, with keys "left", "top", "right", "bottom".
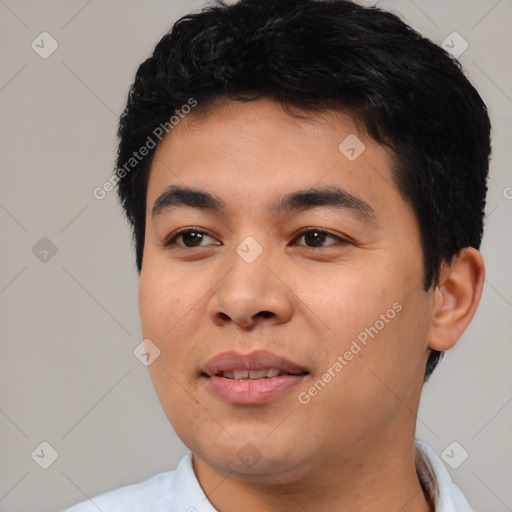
{"left": 139, "top": 97, "right": 433, "bottom": 482}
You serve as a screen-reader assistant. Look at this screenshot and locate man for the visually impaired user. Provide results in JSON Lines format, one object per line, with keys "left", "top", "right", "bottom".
{"left": 64, "top": 0, "right": 490, "bottom": 510}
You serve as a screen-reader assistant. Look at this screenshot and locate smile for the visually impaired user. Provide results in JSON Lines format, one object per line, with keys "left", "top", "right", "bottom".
{"left": 202, "top": 350, "right": 310, "bottom": 405}
{"left": 220, "top": 369, "right": 302, "bottom": 379}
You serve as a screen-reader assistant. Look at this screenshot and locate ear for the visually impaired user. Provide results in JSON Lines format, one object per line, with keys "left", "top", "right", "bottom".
{"left": 428, "top": 247, "right": 485, "bottom": 351}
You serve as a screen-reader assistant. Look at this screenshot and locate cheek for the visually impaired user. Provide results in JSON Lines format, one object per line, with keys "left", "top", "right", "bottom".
{"left": 305, "top": 292, "right": 430, "bottom": 440}
{"left": 146, "top": 357, "right": 204, "bottom": 445}
{"left": 138, "top": 264, "right": 198, "bottom": 337}
{"left": 303, "top": 269, "right": 389, "bottom": 344}
{"left": 311, "top": 263, "right": 427, "bottom": 380}
{"left": 338, "top": 290, "right": 430, "bottom": 399}
{"left": 138, "top": 264, "right": 209, "bottom": 382}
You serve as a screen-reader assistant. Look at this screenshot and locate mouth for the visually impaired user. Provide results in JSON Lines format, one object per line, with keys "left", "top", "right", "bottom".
{"left": 202, "top": 349, "right": 309, "bottom": 378}
{"left": 216, "top": 368, "right": 308, "bottom": 379}
{"left": 201, "top": 350, "right": 310, "bottom": 405}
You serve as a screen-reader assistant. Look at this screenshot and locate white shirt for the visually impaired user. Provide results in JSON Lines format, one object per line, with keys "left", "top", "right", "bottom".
{"left": 62, "top": 439, "right": 473, "bottom": 511}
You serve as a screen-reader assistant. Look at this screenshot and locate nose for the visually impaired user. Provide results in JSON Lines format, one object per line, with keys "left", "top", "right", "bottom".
{"left": 206, "top": 248, "right": 294, "bottom": 330}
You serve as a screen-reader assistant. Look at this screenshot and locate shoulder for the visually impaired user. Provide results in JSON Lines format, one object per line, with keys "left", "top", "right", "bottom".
{"left": 61, "top": 453, "right": 197, "bottom": 512}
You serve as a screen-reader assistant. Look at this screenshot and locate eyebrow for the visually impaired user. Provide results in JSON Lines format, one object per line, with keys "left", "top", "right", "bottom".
{"left": 151, "top": 184, "right": 377, "bottom": 223}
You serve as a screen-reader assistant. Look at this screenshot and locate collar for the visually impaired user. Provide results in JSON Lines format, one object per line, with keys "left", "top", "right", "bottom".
{"left": 415, "top": 439, "right": 474, "bottom": 511}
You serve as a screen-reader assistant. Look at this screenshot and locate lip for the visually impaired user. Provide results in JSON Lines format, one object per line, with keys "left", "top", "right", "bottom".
{"left": 202, "top": 350, "right": 309, "bottom": 405}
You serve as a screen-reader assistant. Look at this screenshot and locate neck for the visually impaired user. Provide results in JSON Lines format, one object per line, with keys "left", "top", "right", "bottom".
{"left": 193, "top": 427, "right": 434, "bottom": 512}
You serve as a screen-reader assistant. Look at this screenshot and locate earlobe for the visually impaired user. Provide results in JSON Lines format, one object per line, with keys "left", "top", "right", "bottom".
{"left": 428, "top": 248, "right": 485, "bottom": 352}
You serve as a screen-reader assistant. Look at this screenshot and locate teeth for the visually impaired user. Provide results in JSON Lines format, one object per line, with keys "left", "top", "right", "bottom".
{"left": 221, "top": 368, "right": 282, "bottom": 379}
{"left": 249, "top": 370, "right": 268, "bottom": 379}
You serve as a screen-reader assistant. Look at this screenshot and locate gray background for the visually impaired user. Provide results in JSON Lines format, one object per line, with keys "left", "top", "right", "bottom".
{"left": 0, "top": 1, "right": 511, "bottom": 511}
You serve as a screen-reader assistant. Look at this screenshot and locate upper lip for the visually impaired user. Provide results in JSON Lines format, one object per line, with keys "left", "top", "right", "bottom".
{"left": 202, "top": 350, "right": 309, "bottom": 377}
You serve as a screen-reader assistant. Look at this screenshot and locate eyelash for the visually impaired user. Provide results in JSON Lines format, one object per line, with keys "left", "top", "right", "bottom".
{"left": 162, "top": 227, "right": 350, "bottom": 249}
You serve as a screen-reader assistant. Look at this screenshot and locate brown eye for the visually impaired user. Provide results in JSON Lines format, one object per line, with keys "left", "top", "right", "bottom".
{"left": 164, "top": 228, "right": 219, "bottom": 248}
{"left": 294, "top": 228, "right": 348, "bottom": 248}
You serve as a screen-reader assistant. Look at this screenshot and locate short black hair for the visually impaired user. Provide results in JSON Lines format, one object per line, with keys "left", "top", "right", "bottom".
{"left": 115, "top": 0, "right": 491, "bottom": 380}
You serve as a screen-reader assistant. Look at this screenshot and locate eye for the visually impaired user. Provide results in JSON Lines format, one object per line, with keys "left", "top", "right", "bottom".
{"left": 163, "top": 228, "right": 219, "bottom": 248}
{"left": 292, "top": 228, "right": 349, "bottom": 248}
{"left": 163, "top": 227, "right": 349, "bottom": 250}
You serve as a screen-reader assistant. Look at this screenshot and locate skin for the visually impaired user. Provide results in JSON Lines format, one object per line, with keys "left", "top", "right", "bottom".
{"left": 139, "top": 97, "right": 484, "bottom": 512}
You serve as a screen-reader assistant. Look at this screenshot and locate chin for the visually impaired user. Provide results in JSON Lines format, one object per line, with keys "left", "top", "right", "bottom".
{"left": 190, "top": 432, "right": 315, "bottom": 481}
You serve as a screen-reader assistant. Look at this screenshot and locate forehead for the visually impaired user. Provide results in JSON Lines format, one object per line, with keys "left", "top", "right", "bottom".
{"left": 145, "top": 97, "right": 407, "bottom": 223}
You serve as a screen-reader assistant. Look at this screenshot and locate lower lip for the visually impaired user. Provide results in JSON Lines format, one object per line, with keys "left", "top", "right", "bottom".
{"left": 205, "top": 374, "right": 307, "bottom": 405}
